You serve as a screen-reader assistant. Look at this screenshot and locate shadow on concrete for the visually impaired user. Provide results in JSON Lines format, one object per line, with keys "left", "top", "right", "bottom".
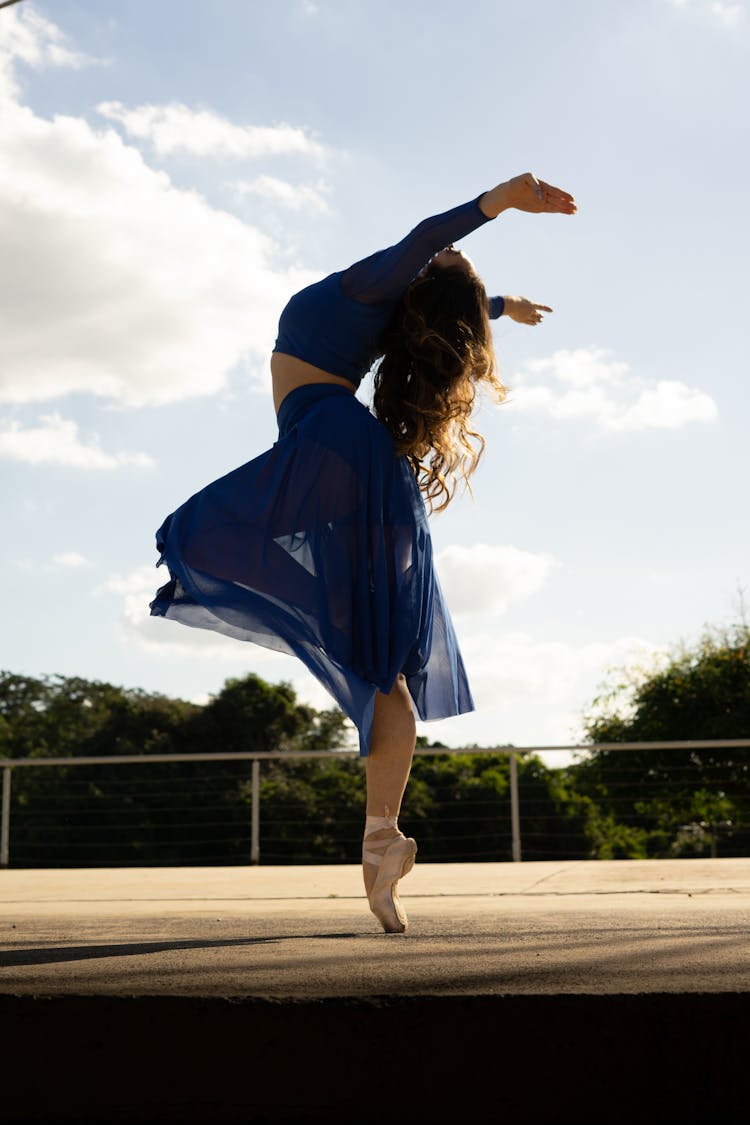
{"left": 0, "top": 932, "right": 359, "bottom": 968}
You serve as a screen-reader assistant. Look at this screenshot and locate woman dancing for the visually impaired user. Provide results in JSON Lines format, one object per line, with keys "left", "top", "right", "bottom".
{"left": 151, "top": 171, "right": 577, "bottom": 932}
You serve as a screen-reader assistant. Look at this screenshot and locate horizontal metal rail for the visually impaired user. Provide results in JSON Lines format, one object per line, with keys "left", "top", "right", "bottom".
{"left": 1, "top": 740, "right": 749, "bottom": 869}
{"left": 2, "top": 739, "right": 750, "bottom": 769}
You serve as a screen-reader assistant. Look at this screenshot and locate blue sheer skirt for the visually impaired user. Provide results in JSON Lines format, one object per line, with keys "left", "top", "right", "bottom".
{"left": 150, "top": 383, "right": 474, "bottom": 753}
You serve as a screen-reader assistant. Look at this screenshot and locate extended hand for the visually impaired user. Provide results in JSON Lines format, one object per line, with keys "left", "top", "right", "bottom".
{"left": 503, "top": 173, "right": 577, "bottom": 215}
{"left": 504, "top": 296, "right": 553, "bottom": 326}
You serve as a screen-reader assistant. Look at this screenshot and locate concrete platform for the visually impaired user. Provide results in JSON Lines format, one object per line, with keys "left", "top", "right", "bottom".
{"left": 2, "top": 858, "right": 750, "bottom": 996}
{"left": 2, "top": 859, "right": 749, "bottom": 1124}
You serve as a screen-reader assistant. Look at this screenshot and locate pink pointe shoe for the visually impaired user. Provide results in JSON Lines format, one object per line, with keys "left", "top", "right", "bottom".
{"left": 363, "top": 814, "right": 417, "bottom": 934}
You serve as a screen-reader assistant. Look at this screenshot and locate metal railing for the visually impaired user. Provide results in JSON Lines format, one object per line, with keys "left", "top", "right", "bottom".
{"left": 2, "top": 739, "right": 750, "bottom": 869}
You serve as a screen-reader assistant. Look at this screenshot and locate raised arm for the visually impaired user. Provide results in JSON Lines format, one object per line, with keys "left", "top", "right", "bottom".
{"left": 341, "top": 197, "right": 494, "bottom": 305}
{"left": 341, "top": 174, "right": 576, "bottom": 309}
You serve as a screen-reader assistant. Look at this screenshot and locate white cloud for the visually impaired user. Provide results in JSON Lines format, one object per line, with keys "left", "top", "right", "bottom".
{"left": 523, "top": 348, "right": 629, "bottom": 389}
{"left": 102, "top": 568, "right": 664, "bottom": 752}
{"left": 101, "top": 566, "right": 357, "bottom": 728}
{"left": 710, "top": 1, "right": 743, "bottom": 24}
{"left": 666, "top": 0, "right": 744, "bottom": 23}
{"left": 458, "top": 631, "right": 656, "bottom": 709}
{"left": 0, "top": 5, "right": 97, "bottom": 101}
{"left": 435, "top": 543, "right": 559, "bottom": 616}
{"left": 0, "top": 8, "right": 321, "bottom": 408}
{"left": 52, "top": 551, "right": 91, "bottom": 568}
{"left": 97, "top": 100, "right": 326, "bottom": 161}
{"left": 418, "top": 631, "right": 663, "bottom": 751}
{"left": 100, "top": 565, "right": 283, "bottom": 660}
{"left": 233, "top": 175, "right": 330, "bottom": 212}
{"left": 509, "top": 347, "right": 718, "bottom": 431}
{"left": 609, "top": 379, "right": 718, "bottom": 431}
{"left": 0, "top": 414, "right": 154, "bottom": 468}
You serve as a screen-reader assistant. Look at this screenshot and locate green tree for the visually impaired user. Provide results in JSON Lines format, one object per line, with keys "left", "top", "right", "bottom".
{"left": 183, "top": 674, "right": 348, "bottom": 755}
{"left": 570, "top": 622, "right": 750, "bottom": 857}
{"left": 516, "top": 755, "right": 591, "bottom": 860}
{"left": 0, "top": 670, "right": 349, "bottom": 867}
{"left": 254, "top": 757, "right": 365, "bottom": 863}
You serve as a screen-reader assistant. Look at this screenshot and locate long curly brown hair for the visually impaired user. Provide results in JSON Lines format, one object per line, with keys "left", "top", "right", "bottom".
{"left": 373, "top": 264, "right": 507, "bottom": 512}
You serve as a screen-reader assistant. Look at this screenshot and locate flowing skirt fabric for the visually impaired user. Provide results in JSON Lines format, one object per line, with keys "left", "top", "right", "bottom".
{"left": 150, "top": 383, "right": 474, "bottom": 753}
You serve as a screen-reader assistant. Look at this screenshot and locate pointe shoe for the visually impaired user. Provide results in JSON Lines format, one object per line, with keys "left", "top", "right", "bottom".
{"left": 363, "top": 826, "right": 417, "bottom": 934}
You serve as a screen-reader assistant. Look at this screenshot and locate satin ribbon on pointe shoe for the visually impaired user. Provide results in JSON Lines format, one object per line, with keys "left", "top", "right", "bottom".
{"left": 363, "top": 812, "right": 417, "bottom": 933}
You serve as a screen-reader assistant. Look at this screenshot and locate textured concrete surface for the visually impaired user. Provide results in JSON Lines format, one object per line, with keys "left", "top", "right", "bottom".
{"left": 2, "top": 858, "right": 749, "bottom": 997}
{"left": 2, "top": 860, "right": 750, "bottom": 1124}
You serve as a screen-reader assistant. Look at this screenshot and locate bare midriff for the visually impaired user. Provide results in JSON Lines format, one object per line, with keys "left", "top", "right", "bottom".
{"left": 271, "top": 352, "right": 356, "bottom": 414}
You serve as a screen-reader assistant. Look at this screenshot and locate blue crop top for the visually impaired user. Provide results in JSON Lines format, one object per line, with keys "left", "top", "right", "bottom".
{"left": 273, "top": 196, "right": 505, "bottom": 388}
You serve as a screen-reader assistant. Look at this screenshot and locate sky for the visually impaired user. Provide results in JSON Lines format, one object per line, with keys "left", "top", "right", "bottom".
{"left": 1, "top": 0, "right": 748, "bottom": 757}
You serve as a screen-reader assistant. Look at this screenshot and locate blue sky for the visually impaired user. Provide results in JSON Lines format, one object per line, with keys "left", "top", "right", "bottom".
{"left": 1, "top": 0, "right": 748, "bottom": 753}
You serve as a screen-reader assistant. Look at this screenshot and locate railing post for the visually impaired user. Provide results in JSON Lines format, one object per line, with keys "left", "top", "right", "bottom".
{"left": 250, "top": 759, "right": 260, "bottom": 865}
{"left": 1, "top": 766, "right": 11, "bottom": 869}
{"left": 509, "top": 751, "right": 522, "bottom": 862}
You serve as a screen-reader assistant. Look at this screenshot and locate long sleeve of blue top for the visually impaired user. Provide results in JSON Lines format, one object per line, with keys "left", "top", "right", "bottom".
{"left": 273, "top": 196, "right": 504, "bottom": 388}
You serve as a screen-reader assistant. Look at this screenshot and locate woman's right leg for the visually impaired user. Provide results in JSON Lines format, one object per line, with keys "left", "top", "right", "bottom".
{"left": 362, "top": 676, "right": 417, "bottom": 930}
{"left": 366, "top": 674, "right": 416, "bottom": 809}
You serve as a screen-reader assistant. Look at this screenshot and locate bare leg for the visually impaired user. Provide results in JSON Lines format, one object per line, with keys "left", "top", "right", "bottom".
{"left": 363, "top": 674, "right": 416, "bottom": 897}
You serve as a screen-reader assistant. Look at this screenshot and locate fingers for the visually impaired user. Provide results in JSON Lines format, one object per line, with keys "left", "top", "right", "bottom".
{"left": 526, "top": 303, "right": 553, "bottom": 326}
{"left": 538, "top": 179, "right": 576, "bottom": 204}
{"left": 507, "top": 295, "right": 554, "bottom": 326}
{"left": 537, "top": 179, "right": 578, "bottom": 214}
{"left": 541, "top": 184, "right": 575, "bottom": 202}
